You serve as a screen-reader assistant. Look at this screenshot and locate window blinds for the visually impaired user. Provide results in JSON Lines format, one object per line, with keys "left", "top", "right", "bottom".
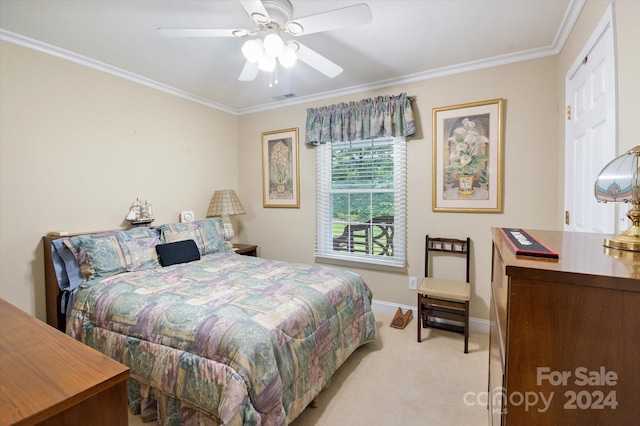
{"left": 316, "top": 137, "right": 406, "bottom": 268}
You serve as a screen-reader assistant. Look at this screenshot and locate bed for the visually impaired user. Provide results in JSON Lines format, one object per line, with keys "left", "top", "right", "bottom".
{"left": 43, "top": 218, "right": 376, "bottom": 425}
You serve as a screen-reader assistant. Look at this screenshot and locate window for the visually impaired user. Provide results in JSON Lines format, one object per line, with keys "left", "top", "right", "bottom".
{"left": 316, "top": 137, "right": 406, "bottom": 268}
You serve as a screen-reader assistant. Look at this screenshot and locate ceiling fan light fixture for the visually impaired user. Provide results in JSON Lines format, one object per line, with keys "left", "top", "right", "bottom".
{"left": 258, "top": 53, "right": 276, "bottom": 72}
{"left": 241, "top": 39, "right": 264, "bottom": 63}
{"left": 278, "top": 43, "right": 297, "bottom": 68}
{"left": 263, "top": 33, "right": 284, "bottom": 57}
{"left": 285, "top": 21, "right": 303, "bottom": 35}
{"left": 161, "top": 0, "right": 373, "bottom": 84}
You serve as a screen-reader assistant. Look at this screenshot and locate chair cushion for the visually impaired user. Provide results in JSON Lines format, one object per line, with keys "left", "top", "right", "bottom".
{"left": 418, "top": 277, "right": 470, "bottom": 302}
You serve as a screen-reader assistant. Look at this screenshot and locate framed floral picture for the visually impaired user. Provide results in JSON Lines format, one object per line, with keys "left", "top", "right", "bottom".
{"left": 262, "top": 128, "right": 300, "bottom": 208}
{"left": 432, "top": 98, "right": 504, "bottom": 213}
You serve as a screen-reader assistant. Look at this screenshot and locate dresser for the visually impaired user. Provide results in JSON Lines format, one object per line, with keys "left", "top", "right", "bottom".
{"left": 489, "top": 228, "right": 639, "bottom": 425}
{"left": 0, "top": 299, "right": 129, "bottom": 426}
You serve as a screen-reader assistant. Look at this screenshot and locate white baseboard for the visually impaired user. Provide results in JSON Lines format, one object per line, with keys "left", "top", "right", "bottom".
{"left": 371, "top": 298, "right": 489, "bottom": 335}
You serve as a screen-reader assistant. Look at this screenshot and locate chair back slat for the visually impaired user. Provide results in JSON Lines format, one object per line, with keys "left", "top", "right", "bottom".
{"left": 425, "top": 235, "right": 471, "bottom": 283}
{"left": 427, "top": 237, "right": 468, "bottom": 253}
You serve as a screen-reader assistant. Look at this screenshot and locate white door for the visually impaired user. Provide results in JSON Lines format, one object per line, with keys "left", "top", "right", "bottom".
{"left": 564, "top": 5, "right": 617, "bottom": 234}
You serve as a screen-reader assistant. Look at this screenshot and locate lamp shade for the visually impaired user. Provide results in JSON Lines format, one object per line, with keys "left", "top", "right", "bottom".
{"left": 278, "top": 42, "right": 297, "bottom": 68}
{"left": 240, "top": 34, "right": 298, "bottom": 79}
{"left": 241, "top": 39, "right": 264, "bottom": 63}
{"left": 258, "top": 53, "right": 276, "bottom": 72}
{"left": 207, "top": 189, "right": 246, "bottom": 217}
{"left": 594, "top": 148, "right": 638, "bottom": 202}
{"left": 594, "top": 145, "right": 640, "bottom": 251}
{"left": 263, "top": 33, "right": 284, "bottom": 57}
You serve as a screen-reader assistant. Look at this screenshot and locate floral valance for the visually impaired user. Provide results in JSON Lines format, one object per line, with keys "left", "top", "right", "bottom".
{"left": 305, "top": 93, "right": 415, "bottom": 145}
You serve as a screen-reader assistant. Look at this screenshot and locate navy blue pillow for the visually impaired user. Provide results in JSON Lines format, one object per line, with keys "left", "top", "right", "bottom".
{"left": 155, "top": 240, "right": 200, "bottom": 267}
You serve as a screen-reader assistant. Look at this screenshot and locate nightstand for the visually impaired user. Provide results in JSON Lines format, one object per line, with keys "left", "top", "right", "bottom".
{"left": 233, "top": 243, "right": 257, "bottom": 257}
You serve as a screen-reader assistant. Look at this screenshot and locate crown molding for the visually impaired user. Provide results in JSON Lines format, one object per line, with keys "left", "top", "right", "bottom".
{"left": 0, "top": 29, "right": 237, "bottom": 115}
{"left": 1, "top": 0, "right": 584, "bottom": 116}
{"left": 238, "top": 45, "right": 560, "bottom": 115}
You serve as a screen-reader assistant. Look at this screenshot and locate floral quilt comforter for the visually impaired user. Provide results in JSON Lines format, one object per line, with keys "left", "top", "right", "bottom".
{"left": 67, "top": 251, "right": 376, "bottom": 425}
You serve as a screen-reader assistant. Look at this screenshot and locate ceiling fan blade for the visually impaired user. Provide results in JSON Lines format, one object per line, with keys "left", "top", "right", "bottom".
{"left": 157, "top": 28, "right": 238, "bottom": 37}
{"left": 294, "top": 42, "right": 343, "bottom": 78}
{"left": 238, "top": 61, "right": 260, "bottom": 81}
{"left": 287, "top": 3, "right": 372, "bottom": 36}
{"left": 239, "top": 0, "right": 271, "bottom": 24}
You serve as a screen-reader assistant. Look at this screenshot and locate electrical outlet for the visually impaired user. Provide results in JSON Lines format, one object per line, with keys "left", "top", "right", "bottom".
{"left": 408, "top": 276, "right": 418, "bottom": 290}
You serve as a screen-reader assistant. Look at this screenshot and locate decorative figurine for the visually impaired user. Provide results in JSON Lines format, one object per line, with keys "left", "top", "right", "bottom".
{"left": 126, "top": 198, "right": 154, "bottom": 226}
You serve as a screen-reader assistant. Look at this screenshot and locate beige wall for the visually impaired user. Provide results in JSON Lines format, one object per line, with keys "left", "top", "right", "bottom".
{"left": 0, "top": 42, "right": 238, "bottom": 318}
{"left": 238, "top": 57, "right": 560, "bottom": 321}
{"left": 236, "top": 0, "right": 640, "bottom": 322}
{"left": 2, "top": 0, "right": 638, "bottom": 323}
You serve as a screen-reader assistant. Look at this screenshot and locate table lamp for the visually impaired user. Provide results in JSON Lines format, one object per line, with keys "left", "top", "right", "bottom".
{"left": 594, "top": 145, "right": 640, "bottom": 251}
{"left": 207, "top": 189, "right": 246, "bottom": 241}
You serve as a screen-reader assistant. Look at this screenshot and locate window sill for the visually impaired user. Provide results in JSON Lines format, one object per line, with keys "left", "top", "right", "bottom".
{"left": 315, "top": 253, "right": 406, "bottom": 272}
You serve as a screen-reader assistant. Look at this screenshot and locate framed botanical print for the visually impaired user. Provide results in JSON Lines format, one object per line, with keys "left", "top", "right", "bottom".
{"left": 262, "top": 128, "right": 300, "bottom": 208}
{"left": 432, "top": 98, "right": 504, "bottom": 213}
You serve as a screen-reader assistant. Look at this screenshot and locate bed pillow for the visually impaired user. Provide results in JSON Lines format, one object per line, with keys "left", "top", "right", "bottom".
{"left": 51, "top": 238, "right": 86, "bottom": 317}
{"left": 117, "top": 227, "right": 161, "bottom": 271}
{"left": 63, "top": 228, "right": 162, "bottom": 281}
{"left": 155, "top": 240, "right": 201, "bottom": 266}
{"left": 193, "top": 218, "right": 232, "bottom": 254}
{"left": 51, "top": 238, "right": 84, "bottom": 291}
{"left": 63, "top": 232, "right": 127, "bottom": 281}
{"left": 157, "top": 222, "right": 204, "bottom": 251}
{"left": 158, "top": 219, "right": 229, "bottom": 255}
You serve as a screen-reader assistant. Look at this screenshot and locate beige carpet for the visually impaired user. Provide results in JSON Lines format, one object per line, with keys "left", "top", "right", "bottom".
{"left": 129, "top": 312, "right": 489, "bottom": 425}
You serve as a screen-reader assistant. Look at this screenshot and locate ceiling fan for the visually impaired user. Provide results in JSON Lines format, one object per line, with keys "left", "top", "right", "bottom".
{"left": 158, "top": 0, "right": 372, "bottom": 82}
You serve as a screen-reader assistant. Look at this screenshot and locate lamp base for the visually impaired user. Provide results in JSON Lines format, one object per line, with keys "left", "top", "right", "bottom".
{"left": 603, "top": 223, "right": 640, "bottom": 252}
{"left": 221, "top": 215, "right": 234, "bottom": 242}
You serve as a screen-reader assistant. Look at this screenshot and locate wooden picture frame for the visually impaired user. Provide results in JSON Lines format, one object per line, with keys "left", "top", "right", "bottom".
{"left": 432, "top": 98, "right": 504, "bottom": 213}
{"left": 262, "top": 128, "right": 300, "bottom": 208}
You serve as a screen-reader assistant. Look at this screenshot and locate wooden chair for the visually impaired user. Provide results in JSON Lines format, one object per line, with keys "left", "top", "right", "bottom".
{"left": 333, "top": 224, "right": 370, "bottom": 253}
{"left": 417, "top": 235, "right": 471, "bottom": 353}
{"left": 371, "top": 215, "right": 394, "bottom": 256}
{"left": 333, "top": 216, "right": 394, "bottom": 255}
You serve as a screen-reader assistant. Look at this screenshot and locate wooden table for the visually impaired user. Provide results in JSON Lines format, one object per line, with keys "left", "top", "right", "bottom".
{"left": 0, "top": 299, "right": 129, "bottom": 426}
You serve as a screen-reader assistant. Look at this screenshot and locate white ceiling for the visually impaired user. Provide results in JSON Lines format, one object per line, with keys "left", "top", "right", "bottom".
{"left": 0, "top": 0, "right": 582, "bottom": 114}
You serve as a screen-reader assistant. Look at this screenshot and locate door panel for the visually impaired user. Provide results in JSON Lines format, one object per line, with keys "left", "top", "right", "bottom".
{"left": 565, "top": 6, "right": 616, "bottom": 234}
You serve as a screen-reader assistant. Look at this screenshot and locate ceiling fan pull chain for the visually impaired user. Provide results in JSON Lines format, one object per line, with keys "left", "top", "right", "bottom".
{"left": 268, "top": 66, "right": 279, "bottom": 88}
